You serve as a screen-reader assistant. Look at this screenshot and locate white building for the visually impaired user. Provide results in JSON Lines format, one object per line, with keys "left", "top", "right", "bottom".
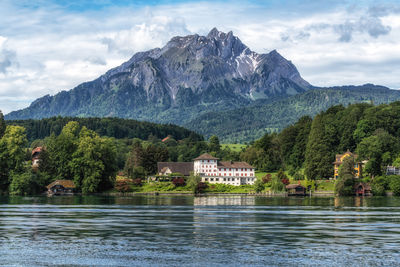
{"left": 193, "top": 153, "right": 256, "bottom": 185}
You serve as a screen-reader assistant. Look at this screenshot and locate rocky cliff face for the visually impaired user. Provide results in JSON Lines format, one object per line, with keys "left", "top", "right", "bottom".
{"left": 6, "top": 28, "right": 311, "bottom": 122}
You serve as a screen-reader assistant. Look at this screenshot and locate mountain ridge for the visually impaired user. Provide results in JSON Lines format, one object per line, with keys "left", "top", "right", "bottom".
{"left": 6, "top": 28, "right": 310, "bottom": 121}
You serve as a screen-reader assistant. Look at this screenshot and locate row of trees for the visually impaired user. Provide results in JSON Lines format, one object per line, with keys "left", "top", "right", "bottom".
{"left": 9, "top": 116, "right": 203, "bottom": 142}
{"left": 241, "top": 102, "right": 400, "bottom": 179}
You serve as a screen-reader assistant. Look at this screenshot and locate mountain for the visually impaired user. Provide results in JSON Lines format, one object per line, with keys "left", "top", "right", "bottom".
{"left": 6, "top": 28, "right": 311, "bottom": 122}
{"left": 184, "top": 84, "right": 400, "bottom": 143}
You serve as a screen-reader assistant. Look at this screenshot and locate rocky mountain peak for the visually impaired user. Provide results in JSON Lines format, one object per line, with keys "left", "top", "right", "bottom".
{"left": 6, "top": 28, "right": 312, "bottom": 122}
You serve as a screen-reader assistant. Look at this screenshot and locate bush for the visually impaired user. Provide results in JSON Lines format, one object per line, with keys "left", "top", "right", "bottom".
{"left": 172, "top": 177, "right": 185, "bottom": 187}
{"left": 196, "top": 182, "right": 208, "bottom": 193}
{"left": 271, "top": 174, "right": 285, "bottom": 193}
{"left": 389, "top": 175, "right": 400, "bottom": 196}
{"left": 371, "top": 176, "right": 388, "bottom": 196}
{"left": 254, "top": 178, "right": 265, "bottom": 193}
{"left": 10, "top": 171, "right": 40, "bottom": 195}
{"left": 133, "top": 178, "right": 142, "bottom": 186}
{"left": 281, "top": 178, "right": 290, "bottom": 185}
{"left": 335, "top": 175, "right": 355, "bottom": 196}
{"left": 262, "top": 174, "right": 272, "bottom": 184}
{"left": 293, "top": 171, "right": 305, "bottom": 181}
{"left": 115, "top": 179, "right": 132, "bottom": 192}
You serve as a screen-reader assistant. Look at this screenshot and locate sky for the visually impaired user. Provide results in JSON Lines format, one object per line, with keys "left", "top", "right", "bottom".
{"left": 1, "top": 0, "right": 400, "bottom": 114}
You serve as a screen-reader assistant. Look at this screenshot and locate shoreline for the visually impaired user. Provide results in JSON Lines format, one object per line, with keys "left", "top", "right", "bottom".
{"left": 100, "top": 191, "right": 335, "bottom": 197}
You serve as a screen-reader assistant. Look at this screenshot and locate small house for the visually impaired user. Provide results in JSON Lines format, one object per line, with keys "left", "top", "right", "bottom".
{"left": 333, "top": 150, "right": 362, "bottom": 179}
{"left": 47, "top": 180, "right": 75, "bottom": 195}
{"left": 286, "top": 184, "right": 306, "bottom": 196}
{"left": 32, "top": 147, "right": 43, "bottom": 167}
{"left": 354, "top": 182, "right": 372, "bottom": 196}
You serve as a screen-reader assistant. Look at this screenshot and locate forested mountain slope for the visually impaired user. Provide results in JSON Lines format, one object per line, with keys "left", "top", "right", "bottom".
{"left": 185, "top": 84, "right": 400, "bottom": 143}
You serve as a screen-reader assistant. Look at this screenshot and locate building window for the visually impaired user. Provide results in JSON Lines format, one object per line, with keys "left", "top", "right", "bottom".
{"left": 228, "top": 178, "right": 230, "bottom": 181}
{"left": 224, "top": 178, "right": 226, "bottom": 181}
{"left": 216, "top": 178, "right": 219, "bottom": 181}
{"left": 205, "top": 178, "right": 208, "bottom": 181}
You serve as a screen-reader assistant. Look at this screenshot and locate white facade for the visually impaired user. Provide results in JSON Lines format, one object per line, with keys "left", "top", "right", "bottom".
{"left": 193, "top": 155, "right": 256, "bottom": 186}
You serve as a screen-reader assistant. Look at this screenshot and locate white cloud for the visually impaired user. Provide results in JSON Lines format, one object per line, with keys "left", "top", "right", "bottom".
{"left": 0, "top": 1, "right": 400, "bottom": 114}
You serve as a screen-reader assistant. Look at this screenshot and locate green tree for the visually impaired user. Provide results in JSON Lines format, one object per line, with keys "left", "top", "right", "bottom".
{"left": 0, "top": 110, "right": 5, "bottom": 138}
{"left": 254, "top": 178, "right": 265, "bottom": 193}
{"left": 209, "top": 135, "right": 221, "bottom": 152}
{"left": 389, "top": 175, "right": 400, "bottom": 196}
{"left": 270, "top": 174, "right": 285, "bottom": 193}
{"left": 335, "top": 156, "right": 356, "bottom": 196}
{"left": 356, "top": 129, "right": 398, "bottom": 177}
{"left": 371, "top": 175, "right": 388, "bottom": 196}
{"left": 70, "top": 127, "right": 118, "bottom": 194}
{"left": 304, "top": 114, "right": 333, "bottom": 180}
{"left": 124, "top": 140, "right": 145, "bottom": 178}
{"left": 0, "top": 126, "right": 28, "bottom": 191}
{"left": 187, "top": 173, "right": 202, "bottom": 194}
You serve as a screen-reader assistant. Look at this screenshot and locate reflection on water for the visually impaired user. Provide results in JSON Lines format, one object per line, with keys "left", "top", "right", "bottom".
{"left": 1, "top": 195, "right": 400, "bottom": 266}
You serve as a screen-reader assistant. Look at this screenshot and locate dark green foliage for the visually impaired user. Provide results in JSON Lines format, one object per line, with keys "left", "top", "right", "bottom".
{"left": 187, "top": 173, "right": 203, "bottom": 194}
{"left": 0, "top": 110, "right": 5, "bottom": 138}
{"left": 270, "top": 174, "right": 285, "bottom": 192}
{"left": 185, "top": 85, "right": 400, "bottom": 143}
{"left": 356, "top": 129, "right": 399, "bottom": 177}
{"left": 208, "top": 135, "right": 221, "bottom": 152}
{"left": 389, "top": 175, "right": 400, "bottom": 196}
{"left": 9, "top": 169, "right": 51, "bottom": 196}
{"left": 371, "top": 176, "right": 388, "bottom": 196}
{"left": 304, "top": 114, "right": 335, "bottom": 180}
{"left": 241, "top": 133, "right": 281, "bottom": 171}
{"left": 8, "top": 116, "right": 203, "bottom": 143}
{"left": 254, "top": 178, "right": 265, "bottom": 193}
{"left": 335, "top": 157, "right": 356, "bottom": 196}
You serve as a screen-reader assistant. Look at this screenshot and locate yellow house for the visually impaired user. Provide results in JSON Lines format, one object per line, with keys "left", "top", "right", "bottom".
{"left": 333, "top": 150, "right": 361, "bottom": 179}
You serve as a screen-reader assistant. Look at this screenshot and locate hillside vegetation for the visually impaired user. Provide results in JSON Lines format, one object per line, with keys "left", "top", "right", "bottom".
{"left": 7, "top": 117, "right": 203, "bottom": 142}
{"left": 240, "top": 101, "right": 400, "bottom": 181}
{"left": 185, "top": 85, "right": 400, "bottom": 143}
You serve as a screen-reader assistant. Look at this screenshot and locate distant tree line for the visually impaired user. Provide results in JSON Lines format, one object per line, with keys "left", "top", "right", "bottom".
{"left": 7, "top": 116, "right": 203, "bottom": 142}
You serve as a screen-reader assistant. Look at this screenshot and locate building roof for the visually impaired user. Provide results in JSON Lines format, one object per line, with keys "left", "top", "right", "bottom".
{"left": 333, "top": 150, "right": 361, "bottom": 164}
{"left": 286, "top": 184, "right": 305, "bottom": 189}
{"left": 157, "top": 162, "right": 194, "bottom": 176}
{"left": 193, "top": 153, "right": 218, "bottom": 160}
{"left": 31, "top": 146, "right": 43, "bottom": 156}
{"left": 47, "top": 180, "right": 75, "bottom": 189}
{"left": 162, "top": 136, "right": 171, "bottom": 142}
{"left": 218, "top": 161, "right": 254, "bottom": 169}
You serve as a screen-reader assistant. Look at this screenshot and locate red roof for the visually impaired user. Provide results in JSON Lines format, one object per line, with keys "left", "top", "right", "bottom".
{"left": 162, "top": 136, "right": 171, "bottom": 142}
{"left": 31, "top": 147, "right": 43, "bottom": 156}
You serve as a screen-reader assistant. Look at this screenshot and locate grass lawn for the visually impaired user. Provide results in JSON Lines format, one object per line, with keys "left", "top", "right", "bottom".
{"left": 316, "top": 180, "right": 335, "bottom": 191}
{"left": 221, "top": 144, "right": 247, "bottom": 152}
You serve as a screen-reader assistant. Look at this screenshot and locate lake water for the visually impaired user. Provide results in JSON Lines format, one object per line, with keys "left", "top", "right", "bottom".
{"left": 1, "top": 195, "right": 400, "bottom": 266}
